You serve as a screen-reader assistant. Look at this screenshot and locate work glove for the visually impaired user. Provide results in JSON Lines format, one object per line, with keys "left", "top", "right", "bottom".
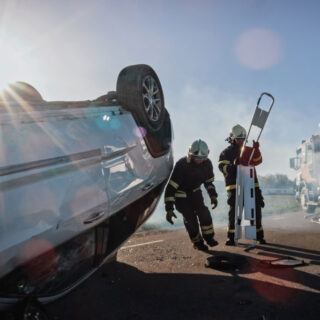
{"left": 211, "top": 196, "right": 218, "bottom": 210}
{"left": 253, "top": 140, "right": 260, "bottom": 149}
{"left": 166, "top": 210, "right": 177, "bottom": 225}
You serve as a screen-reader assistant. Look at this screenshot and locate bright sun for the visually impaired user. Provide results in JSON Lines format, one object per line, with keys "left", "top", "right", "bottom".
{"left": 0, "top": 31, "right": 38, "bottom": 91}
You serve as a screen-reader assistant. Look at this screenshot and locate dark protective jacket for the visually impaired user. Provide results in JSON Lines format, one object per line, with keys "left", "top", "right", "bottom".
{"left": 218, "top": 141, "right": 262, "bottom": 190}
{"left": 164, "top": 156, "right": 218, "bottom": 212}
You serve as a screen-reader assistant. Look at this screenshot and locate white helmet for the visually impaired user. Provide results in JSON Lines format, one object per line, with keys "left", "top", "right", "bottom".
{"left": 188, "top": 139, "right": 209, "bottom": 159}
{"left": 231, "top": 124, "right": 246, "bottom": 139}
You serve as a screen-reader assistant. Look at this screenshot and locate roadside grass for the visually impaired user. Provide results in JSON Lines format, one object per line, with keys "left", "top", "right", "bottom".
{"left": 263, "top": 194, "right": 300, "bottom": 215}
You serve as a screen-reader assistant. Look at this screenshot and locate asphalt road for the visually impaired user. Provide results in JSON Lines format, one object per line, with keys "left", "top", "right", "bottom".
{"left": 2, "top": 210, "right": 320, "bottom": 320}
{"left": 44, "top": 210, "right": 320, "bottom": 320}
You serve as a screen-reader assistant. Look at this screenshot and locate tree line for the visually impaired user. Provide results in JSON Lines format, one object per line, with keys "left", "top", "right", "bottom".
{"left": 258, "top": 174, "right": 294, "bottom": 188}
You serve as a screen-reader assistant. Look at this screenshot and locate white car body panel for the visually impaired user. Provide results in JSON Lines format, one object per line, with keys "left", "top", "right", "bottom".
{"left": 0, "top": 65, "right": 173, "bottom": 314}
{"left": 0, "top": 105, "right": 172, "bottom": 281}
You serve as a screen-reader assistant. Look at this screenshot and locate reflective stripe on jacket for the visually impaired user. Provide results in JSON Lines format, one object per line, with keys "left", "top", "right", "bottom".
{"left": 164, "top": 156, "right": 218, "bottom": 211}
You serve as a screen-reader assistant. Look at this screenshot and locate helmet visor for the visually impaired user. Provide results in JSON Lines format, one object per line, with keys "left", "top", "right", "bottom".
{"left": 189, "top": 150, "right": 207, "bottom": 159}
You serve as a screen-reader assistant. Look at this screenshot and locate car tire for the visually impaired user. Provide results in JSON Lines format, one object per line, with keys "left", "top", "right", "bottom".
{"left": 116, "top": 64, "right": 171, "bottom": 157}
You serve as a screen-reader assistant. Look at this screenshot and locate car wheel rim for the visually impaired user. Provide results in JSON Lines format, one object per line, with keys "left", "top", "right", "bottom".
{"left": 142, "top": 75, "right": 163, "bottom": 122}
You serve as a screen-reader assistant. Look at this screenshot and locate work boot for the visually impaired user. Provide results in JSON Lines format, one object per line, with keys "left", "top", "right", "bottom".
{"left": 193, "top": 241, "right": 208, "bottom": 251}
{"left": 206, "top": 238, "right": 219, "bottom": 247}
{"left": 258, "top": 239, "right": 267, "bottom": 244}
{"left": 225, "top": 239, "right": 235, "bottom": 246}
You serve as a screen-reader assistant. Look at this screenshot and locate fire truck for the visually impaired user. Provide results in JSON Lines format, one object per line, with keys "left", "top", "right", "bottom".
{"left": 290, "top": 131, "right": 320, "bottom": 213}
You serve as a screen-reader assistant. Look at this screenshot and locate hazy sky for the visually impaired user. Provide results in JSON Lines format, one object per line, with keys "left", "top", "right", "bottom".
{"left": 0, "top": 0, "right": 319, "bottom": 179}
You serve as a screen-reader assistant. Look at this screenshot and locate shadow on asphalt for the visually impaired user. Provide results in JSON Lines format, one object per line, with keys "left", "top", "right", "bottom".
{"left": 206, "top": 250, "right": 320, "bottom": 292}
{"left": 254, "top": 243, "right": 320, "bottom": 262}
{"left": 41, "top": 257, "right": 320, "bottom": 320}
{"left": 262, "top": 243, "right": 320, "bottom": 256}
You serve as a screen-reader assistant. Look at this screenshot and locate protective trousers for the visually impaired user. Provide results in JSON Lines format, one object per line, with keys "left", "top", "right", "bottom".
{"left": 227, "top": 188, "right": 264, "bottom": 241}
{"left": 175, "top": 192, "right": 215, "bottom": 245}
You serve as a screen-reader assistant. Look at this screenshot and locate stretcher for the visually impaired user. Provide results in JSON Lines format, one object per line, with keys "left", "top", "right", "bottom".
{"left": 235, "top": 93, "right": 275, "bottom": 247}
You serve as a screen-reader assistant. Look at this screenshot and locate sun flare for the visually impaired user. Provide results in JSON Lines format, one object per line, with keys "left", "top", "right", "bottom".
{"left": 0, "top": 31, "right": 39, "bottom": 93}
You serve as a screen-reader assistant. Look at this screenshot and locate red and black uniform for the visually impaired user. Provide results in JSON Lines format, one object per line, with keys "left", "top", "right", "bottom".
{"left": 218, "top": 141, "right": 264, "bottom": 241}
{"left": 164, "top": 157, "right": 218, "bottom": 246}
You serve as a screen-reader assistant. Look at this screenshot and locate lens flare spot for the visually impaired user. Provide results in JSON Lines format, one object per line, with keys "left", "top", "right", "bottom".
{"left": 20, "top": 239, "right": 58, "bottom": 283}
{"left": 134, "top": 126, "right": 147, "bottom": 138}
{"left": 248, "top": 258, "right": 297, "bottom": 304}
{"left": 96, "top": 116, "right": 110, "bottom": 131}
{"left": 235, "top": 28, "right": 283, "bottom": 70}
{"left": 110, "top": 118, "right": 121, "bottom": 129}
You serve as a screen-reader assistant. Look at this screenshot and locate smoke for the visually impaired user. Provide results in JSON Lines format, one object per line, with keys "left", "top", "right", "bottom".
{"left": 166, "top": 83, "right": 297, "bottom": 179}
{"left": 262, "top": 209, "right": 320, "bottom": 231}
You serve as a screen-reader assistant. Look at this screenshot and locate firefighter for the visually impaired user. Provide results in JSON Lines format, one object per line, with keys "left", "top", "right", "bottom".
{"left": 218, "top": 124, "right": 266, "bottom": 246}
{"left": 164, "top": 139, "right": 219, "bottom": 251}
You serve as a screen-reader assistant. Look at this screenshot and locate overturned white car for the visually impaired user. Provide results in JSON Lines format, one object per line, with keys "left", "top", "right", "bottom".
{"left": 0, "top": 65, "right": 173, "bottom": 313}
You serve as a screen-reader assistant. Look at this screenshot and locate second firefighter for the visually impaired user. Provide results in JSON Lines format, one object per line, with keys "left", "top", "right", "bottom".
{"left": 218, "top": 124, "right": 266, "bottom": 246}
{"left": 164, "top": 139, "right": 219, "bottom": 251}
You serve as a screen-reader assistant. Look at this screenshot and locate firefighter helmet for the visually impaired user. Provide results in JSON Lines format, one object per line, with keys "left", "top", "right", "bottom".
{"left": 188, "top": 139, "right": 209, "bottom": 159}
{"left": 231, "top": 124, "right": 246, "bottom": 139}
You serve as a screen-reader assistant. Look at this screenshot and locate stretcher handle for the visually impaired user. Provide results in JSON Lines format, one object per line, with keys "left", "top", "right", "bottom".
{"left": 240, "top": 92, "right": 275, "bottom": 164}
{"left": 257, "top": 92, "right": 275, "bottom": 113}
{"left": 246, "top": 92, "right": 275, "bottom": 144}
